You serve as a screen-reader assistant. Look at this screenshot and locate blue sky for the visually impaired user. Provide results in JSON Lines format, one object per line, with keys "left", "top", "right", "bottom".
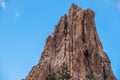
{"left": 0, "top": 0, "right": 120, "bottom": 80}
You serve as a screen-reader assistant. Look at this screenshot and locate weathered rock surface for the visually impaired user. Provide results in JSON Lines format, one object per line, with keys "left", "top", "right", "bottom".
{"left": 25, "top": 4, "right": 116, "bottom": 80}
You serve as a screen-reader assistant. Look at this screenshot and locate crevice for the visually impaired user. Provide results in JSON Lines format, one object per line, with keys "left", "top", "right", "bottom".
{"left": 82, "top": 11, "right": 86, "bottom": 43}
{"left": 68, "top": 39, "right": 71, "bottom": 75}
{"left": 84, "top": 50, "right": 91, "bottom": 77}
{"left": 84, "top": 50, "right": 89, "bottom": 58}
{"left": 70, "top": 17, "right": 74, "bottom": 78}
{"left": 84, "top": 50, "right": 89, "bottom": 66}
{"left": 64, "top": 17, "right": 67, "bottom": 57}
{"left": 53, "top": 33, "right": 57, "bottom": 57}
{"left": 103, "top": 66, "right": 108, "bottom": 80}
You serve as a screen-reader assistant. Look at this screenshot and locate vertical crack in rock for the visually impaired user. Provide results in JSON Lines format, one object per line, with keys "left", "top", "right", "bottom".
{"left": 103, "top": 66, "right": 106, "bottom": 80}
{"left": 54, "top": 32, "right": 57, "bottom": 56}
{"left": 82, "top": 11, "right": 86, "bottom": 43}
{"left": 64, "top": 14, "right": 67, "bottom": 57}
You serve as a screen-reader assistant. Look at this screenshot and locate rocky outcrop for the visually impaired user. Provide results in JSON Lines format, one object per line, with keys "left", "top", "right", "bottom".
{"left": 25, "top": 3, "right": 116, "bottom": 80}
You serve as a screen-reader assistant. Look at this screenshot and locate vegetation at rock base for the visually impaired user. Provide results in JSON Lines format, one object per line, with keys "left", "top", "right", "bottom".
{"left": 45, "top": 72, "right": 56, "bottom": 80}
{"left": 57, "top": 62, "right": 71, "bottom": 80}
{"left": 86, "top": 74, "right": 92, "bottom": 80}
{"left": 45, "top": 63, "right": 71, "bottom": 80}
{"left": 104, "top": 75, "right": 108, "bottom": 80}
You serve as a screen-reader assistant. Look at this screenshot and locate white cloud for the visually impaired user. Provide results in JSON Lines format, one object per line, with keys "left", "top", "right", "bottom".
{"left": 0, "top": 0, "right": 6, "bottom": 9}
{"left": 117, "top": 0, "right": 120, "bottom": 11}
{"left": 104, "top": 0, "right": 111, "bottom": 2}
{"left": 15, "top": 12, "right": 20, "bottom": 17}
{"left": 105, "top": 0, "right": 120, "bottom": 12}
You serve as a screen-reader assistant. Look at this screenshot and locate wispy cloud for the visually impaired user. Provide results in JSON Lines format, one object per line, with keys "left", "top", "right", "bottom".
{"left": 0, "top": 0, "right": 6, "bottom": 9}
{"left": 104, "top": 0, "right": 120, "bottom": 12}
{"left": 117, "top": 0, "right": 120, "bottom": 11}
{"left": 15, "top": 12, "right": 20, "bottom": 17}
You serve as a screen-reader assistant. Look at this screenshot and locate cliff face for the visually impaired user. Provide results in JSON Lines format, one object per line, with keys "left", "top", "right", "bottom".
{"left": 26, "top": 4, "right": 116, "bottom": 80}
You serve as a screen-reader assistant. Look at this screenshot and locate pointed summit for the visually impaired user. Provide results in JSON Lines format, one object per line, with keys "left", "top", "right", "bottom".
{"left": 26, "top": 4, "right": 116, "bottom": 80}
{"left": 71, "top": 3, "right": 79, "bottom": 9}
{"left": 68, "top": 3, "right": 82, "bottom": 15}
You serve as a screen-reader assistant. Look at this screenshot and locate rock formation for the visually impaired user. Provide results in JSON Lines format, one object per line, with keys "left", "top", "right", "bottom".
{"left": 25, "top": 4, "right": 116, "bottom": 80}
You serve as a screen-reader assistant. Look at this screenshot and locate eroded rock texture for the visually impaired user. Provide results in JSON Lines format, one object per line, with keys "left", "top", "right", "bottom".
{"left": 25, "top": 4, "right": 116, "bottom": 80}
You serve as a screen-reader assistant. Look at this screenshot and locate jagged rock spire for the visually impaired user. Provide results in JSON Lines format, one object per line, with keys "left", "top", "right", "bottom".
{"left": 26, "top": 4, "right": 116, "bottom": 80}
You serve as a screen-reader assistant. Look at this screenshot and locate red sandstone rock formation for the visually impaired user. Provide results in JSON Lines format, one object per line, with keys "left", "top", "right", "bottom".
{"left": 25, "top": 4, "right": 116, "bottom": 80}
